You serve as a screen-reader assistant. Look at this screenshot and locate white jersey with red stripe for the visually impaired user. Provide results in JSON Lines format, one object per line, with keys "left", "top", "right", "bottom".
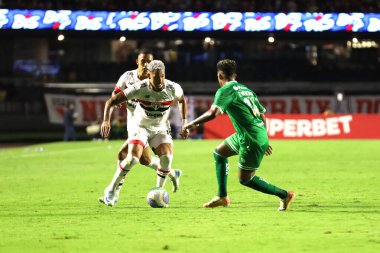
{"left": 113, "top": 69, "right": 140, "bottom": 131}
{"left": 123, "top": 78, "right": 183, "bottom": 132}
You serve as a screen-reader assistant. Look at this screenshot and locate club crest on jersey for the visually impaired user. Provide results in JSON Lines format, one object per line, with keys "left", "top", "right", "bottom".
{"left": 151, "top": 102, "right": 161, "bottom": 110}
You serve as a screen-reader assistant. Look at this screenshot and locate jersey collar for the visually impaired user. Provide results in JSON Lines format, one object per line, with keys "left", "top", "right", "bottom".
{"left": 149, "top": 80, "right": 166, "bottom": 92}
{"left": 225, "top": 80, "right": 238, "bottom": 87}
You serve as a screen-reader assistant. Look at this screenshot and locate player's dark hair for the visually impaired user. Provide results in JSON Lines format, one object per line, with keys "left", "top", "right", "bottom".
{"left": 138, "top": 48, "right": 154, "bottom": 57}
{"left": 217, "top": 59, "right": 237, "bottom": 78}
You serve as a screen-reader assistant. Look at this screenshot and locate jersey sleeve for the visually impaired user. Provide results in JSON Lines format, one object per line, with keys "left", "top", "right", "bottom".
{"left": 114, "top": 72, "right": 127, "bottom": 94}
{"left": 173, "top": 83, "right": 184, "bottom": 99}
{"left": 212, "top": 87, "right": 232, "bottom": 113}
{"left": 123, "top": 82, "right": 141, "bottom": 99}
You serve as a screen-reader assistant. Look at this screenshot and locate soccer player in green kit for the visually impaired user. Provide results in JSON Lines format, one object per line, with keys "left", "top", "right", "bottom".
{"left": 182, "top": 59, "right": 295, "bottom": 210}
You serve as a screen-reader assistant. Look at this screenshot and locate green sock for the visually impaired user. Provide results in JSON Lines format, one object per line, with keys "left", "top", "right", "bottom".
{"left": 242, "top": 175, "right": 287, "bottom": 199}
{"left": 214, "top": 150, "right": 229, "bottom": 198}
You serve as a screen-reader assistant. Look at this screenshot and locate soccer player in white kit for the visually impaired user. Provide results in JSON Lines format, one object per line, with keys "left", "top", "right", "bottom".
{"left": 99, "top": 60, "right": 188, "bottom": 206}
{"left": 100, "top": 51, "right": 181, "bottom": 206}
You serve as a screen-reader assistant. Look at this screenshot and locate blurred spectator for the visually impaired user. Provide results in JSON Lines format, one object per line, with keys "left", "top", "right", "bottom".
{"left": 286, "top": 0, "right": 298, "bottom": 12}
{"left": 63, "top": 102, "right": 77, "bottom": 141}
{"left": 323, "top": 108, "right": 335, "bottom": 116}
{"left": 190, "top": 102, "right": 207, "bottom": 139}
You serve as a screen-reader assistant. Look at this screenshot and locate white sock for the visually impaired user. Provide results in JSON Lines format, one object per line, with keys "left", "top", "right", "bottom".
{"left": 156, "top": 155, "right": 172, "bottom": 188}
{"left": 156, "top": 169, "right": 169, "bottom": 188}
{"left": 115, "top": 160, "right": 125, "bottom": 194}
{"left": 108, "top": 155, "right": 138, "bottom": 193}
{"left": 147, "top": 156, "right": 175, "bottom": 179}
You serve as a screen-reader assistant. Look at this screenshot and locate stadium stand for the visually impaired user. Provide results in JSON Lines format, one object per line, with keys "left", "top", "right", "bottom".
{"left": 0, "top": 0, "right": 379, "bottom": 141}
{"left": 2, "top": 0, "right": 380, "bottom": 12}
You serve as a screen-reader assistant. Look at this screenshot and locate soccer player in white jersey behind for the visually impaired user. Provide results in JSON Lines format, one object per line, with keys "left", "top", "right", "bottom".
{"left": 100, "top": 50, "right": 181, "bottom": 206}
{"left": 99, "top": 60, "right": 188, "bottom": 207}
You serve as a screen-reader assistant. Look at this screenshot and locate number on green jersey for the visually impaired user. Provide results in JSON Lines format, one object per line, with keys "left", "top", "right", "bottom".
{"left": 243, "top": 97, "right": 260, "bottom": 117}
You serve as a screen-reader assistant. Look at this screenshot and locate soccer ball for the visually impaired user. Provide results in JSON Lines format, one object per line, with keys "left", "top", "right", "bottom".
{"left": 147, "top": 187, "right": 169, "bottom": 208}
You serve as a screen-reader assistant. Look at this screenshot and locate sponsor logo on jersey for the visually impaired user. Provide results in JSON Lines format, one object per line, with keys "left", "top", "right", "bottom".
{"left": 151, "top": 102, "right": 162, "bottom": 110}
{"left": 146, "top": 111, "right": 165, "bottom": 118}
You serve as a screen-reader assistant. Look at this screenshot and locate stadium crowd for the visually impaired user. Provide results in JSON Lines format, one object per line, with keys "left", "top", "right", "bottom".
{"left": 1, "top": 0, "right": 380, "bottom": 12}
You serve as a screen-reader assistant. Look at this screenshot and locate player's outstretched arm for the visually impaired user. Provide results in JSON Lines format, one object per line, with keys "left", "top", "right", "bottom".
{"left": 111, "top": 90, "right": 125, "bottom": 109}
{"left": 100, "top": 121, "right": 111, "bottom": 138}
{"left": 178, "top": 95, "right": 189, "bottom": 139}
{"left": 101, "top": 93, "right": 128, "bottom": 138}
{"left": 182, "top": 105, "right": 222, "bottom": 132}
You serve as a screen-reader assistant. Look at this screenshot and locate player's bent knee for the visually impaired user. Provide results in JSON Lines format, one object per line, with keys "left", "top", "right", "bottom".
{"left": 120, "top": 154, "right": 139, "bottom": 170}
{"left": 239, "top": 178, "right": 250, "bottom": 186}
{"left": 239, "top": 172, "right": 255, "bottom": 186}
{"left": 213, "top": 149, "right": 227, "bottom": 162}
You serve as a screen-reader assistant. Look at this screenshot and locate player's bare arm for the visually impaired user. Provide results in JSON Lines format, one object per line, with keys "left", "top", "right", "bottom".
{"left": 182, "top": 105, "right": 222, "bottom": 132}
{"left": 101, "top": 93, "right": 128, "bottom": 138}
{"left": 260, "top": 112, "right": 272, "bottom": 156}
{"left": 178, "top": 95, "right": 189, "bottom": 139}
{"left": 111, "top": 90, "right": 125, "bottom": 109}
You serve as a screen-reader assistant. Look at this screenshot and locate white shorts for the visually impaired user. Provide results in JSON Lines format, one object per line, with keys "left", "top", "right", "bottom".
{"left": 127, "top": 122, "right": 139, "bottom": 137}
{"left": 128, "top": 127, "right": 172, "bottom": 149}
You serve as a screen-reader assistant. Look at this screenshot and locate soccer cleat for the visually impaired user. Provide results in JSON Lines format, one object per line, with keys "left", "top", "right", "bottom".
{"left": 203, "top": 196, "right": 230, "bottom": 208}
{"left": 278, "top": 191, "right": 296, "bottom": 211}
{"left": 98, "top": 187, "right": 118, "bottom": 207}
{"left": 170, "top": 169, "right": 182, "bottom": 193}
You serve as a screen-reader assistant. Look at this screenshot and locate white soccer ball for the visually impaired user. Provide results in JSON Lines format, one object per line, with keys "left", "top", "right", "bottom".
{"left": 147, "top": 187, "right": 169, "bottom": 208}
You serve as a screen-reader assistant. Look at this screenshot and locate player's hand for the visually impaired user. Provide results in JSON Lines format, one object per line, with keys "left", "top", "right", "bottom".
{"left": 180, "top": 128, "right": 189, "bottom": 139}
{"left": 100, "top": 121, "right": 111, "bottom": 138}
{"left": 265, "top": 144, "right": 273, "bottom": 156}
{"left": 183, "top": 122, "right": 196, "bottom": 131}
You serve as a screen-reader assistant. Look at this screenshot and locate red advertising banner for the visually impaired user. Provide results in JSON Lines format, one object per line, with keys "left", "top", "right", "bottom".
{"left": 188, "top": 95, "right": 380, "bottom": 114}
{"left": 44, "top": 94, "right": 126, "bottom": 126}
{"left": 204, "top": 114, "right": 380, "bottom": 139}
{"left": 44, "top": 93, "right": 380, "bottom": 137}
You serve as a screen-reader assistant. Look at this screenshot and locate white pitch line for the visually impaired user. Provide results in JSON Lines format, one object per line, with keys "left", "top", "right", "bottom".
{"left": 0, "top": 145, "right": 116, "bottom": 159}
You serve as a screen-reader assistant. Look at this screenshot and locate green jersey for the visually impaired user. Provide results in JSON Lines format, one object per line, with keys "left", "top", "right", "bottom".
{"left": 213, "top": 81, "right": 267, "bottom": 145}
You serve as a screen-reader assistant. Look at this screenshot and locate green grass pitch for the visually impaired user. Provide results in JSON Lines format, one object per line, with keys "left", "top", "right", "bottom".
{"left": 1, "top": 140, "right": 379, "bottom": 253}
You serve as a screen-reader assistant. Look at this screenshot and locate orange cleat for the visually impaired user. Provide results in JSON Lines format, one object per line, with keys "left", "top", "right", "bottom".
{"left": 203, "top": 196, "right": 231, "bottom": 208}
{"left": 278, "top": 191, "right": 296, "bottom": 211}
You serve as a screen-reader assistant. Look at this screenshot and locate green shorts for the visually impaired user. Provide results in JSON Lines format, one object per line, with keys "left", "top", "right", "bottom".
{"left": 224, "top": 133, "right": 269, "bottom": 171}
